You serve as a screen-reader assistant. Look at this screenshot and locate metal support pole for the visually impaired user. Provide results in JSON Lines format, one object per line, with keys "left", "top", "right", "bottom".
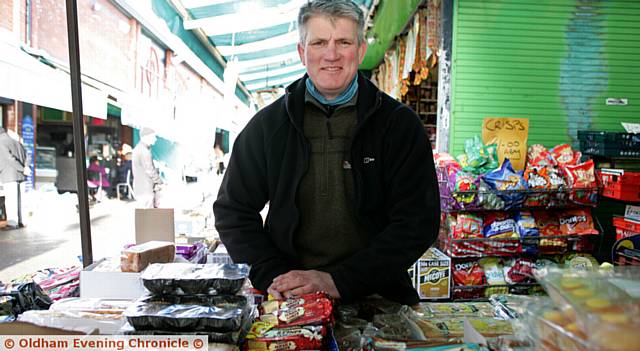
{"left": 65, "top": 0, "right": 93, "bottom": 267}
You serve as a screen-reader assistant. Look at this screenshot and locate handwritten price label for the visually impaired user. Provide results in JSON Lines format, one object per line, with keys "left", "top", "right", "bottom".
{"left": 482, "top": 117, "right": 529, "bottom": 171}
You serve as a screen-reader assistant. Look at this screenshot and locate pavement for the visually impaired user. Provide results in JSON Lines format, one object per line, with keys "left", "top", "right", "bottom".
{"left": 0, "top": 175, "right": 222, "bottom": 283}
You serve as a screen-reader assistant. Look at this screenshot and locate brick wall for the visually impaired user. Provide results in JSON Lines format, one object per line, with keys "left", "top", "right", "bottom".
{"left": 0, "top": 0, "right": 13, "bottom": 32}
{"left": 32, "top": 0, "right": 134, "bottom": 90}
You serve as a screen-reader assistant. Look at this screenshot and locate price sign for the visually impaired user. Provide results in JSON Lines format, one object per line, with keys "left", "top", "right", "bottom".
{"left": 482, "top": 118, "right": 529, "bottom": 171}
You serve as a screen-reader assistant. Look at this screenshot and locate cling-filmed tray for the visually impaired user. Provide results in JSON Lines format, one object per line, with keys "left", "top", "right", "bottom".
{"left": 141, "top": 263, "right": 249, "bottom": 295}
{"left": 124, "top": 294, "right": 248, "bottom": 332}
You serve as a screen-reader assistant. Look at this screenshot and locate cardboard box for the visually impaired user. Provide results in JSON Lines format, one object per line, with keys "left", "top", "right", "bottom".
{"left": 417, "top": 248, "right": 451, "bottom": 300}
{"left": 408, "top": 262, "right": 418, "bottom": 289}
{"left": 174, "top": 215, "right": 206, "bottom": 236}
{"left": 135, "top": 208, "right": 175, "bottom": 244}
{"left": 80, "top": 258, "right": 145, "bottom": 300}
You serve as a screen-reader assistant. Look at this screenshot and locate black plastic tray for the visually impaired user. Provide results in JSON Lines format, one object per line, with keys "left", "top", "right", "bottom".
{"left": 141, "top": 263, "right": 249, "bottom": 295}
{"left": 124, "top": 294, "right": 248, "bottom": 332}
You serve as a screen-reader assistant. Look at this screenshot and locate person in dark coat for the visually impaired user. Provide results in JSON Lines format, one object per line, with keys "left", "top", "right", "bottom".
{"left": 213, "top": 0, "right": 440, "bottom": 305}
{"left": 0, "top": 127, "right": 27, "bottom": 228}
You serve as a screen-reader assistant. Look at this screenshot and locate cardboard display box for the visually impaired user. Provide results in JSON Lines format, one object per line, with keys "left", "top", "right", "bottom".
{"left": 417, "top": 248, "right": 451, "bottom": 300}
{"left": 80, "top": 258, "right": 145, "bottom": 300}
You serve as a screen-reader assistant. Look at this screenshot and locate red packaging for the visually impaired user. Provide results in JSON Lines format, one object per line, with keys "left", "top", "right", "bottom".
{"left": 558, "top": 209, "right": 598, "bottom": 236}
{"left": 524, "top": 166, "right": 551, "bottom": 207}
{"left": 550, "top": 144, "right": 580, "bottom": 166}
{"left": 503, "top": 258, "right": 535, "bottom": 284}
{"left": 447, "top": 214, "right": 484, "bottom": 257}
{"left": 527, "top": 144, "right": 555, "bottom": 167}
{"left": 245, "top": 324, "right": 326, "bottom": 351}
{"left": 453, "top": 260, "right": 486, "bottom": 286}
{"left": 258, "top": 293, "right": 333, "bottom": 327}
{"left": 533, "top": 211, "right": 567, "bottom": 253}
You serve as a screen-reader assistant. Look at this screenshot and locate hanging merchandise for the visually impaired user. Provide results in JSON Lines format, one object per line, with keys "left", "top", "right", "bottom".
{"left": 403, "top": 17, "right": 418, "bottom": 81}
{"left": 417, "top": 8, "right": 429, "bottom": 82}
{"left": 427, "top": 0, "right": 441, "bottom": 67}
{"left": 397, "top": 38, "right": 408, "bottom": 96}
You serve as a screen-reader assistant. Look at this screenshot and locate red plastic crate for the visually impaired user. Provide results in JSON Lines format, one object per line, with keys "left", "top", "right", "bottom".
{"left": 599, "top": 170, "right": 640, "bottom": 202}
{"left": 613, "top": 216, "right": 640, "bottom": 233}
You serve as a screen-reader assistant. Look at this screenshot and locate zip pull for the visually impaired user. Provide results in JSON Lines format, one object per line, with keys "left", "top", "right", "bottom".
{"left": 326, "top": 119, "right": 333, "bottom": 139}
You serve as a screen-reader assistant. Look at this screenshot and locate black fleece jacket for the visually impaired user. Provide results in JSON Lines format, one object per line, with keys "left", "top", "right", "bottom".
{"left": 213, "top": 73, "right": 440, "bottom": 305}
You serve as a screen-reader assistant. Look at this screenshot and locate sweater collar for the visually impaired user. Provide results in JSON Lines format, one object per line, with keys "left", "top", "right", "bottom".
{"left": 285, "top": 72, "right": 381, "bottom": 131}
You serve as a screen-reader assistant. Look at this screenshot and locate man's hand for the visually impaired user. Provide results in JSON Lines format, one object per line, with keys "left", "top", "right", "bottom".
{"left": 267, "top": 270, "right": 341, "bottom": 299}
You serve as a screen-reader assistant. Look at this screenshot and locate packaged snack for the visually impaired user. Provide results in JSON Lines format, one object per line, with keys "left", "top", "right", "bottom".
{"left": 414, "top": 317, "right": 513, "bottom": 339}
{"left": 373, "top": 313, "right": 416, "bottom": 341}
{"left": 515, "top": 211, "right": 540, "bottom": 254}
{"left": 245, "top": 323, "right": 326, "bottom": 351}
{"left": 480, "top": 144, "right": 500, "bottom": 174}
{"left": 479, "top": 258, "right": 509, "bottom": 296}
{"left": 447, "top": 214, "right": 483, "bottom": 257}
{"left": 547, "top": 166, "right": 568, "bottom": 189}
{"left": 477, "top": 179, "right": 506, "bottom": 210}
{"left": 453, "top": 213, "right": 483, "bottom": 239}
{"left": 483, "top": 159, "right": 527, "bottom": 209}
{"left": 561, "top": 253, "right": 599, "bottom": 271}
{"left": 524, "top": 166, "right": 551, "bottom": 207}
{"left": 463, "top": 135, "right": 488, "bottom": 171}
{"left": 564, "top": 160, "right": 598, "bottom": 205}
{"left": 503, "top": 258, "right": 535, "bottom": 284}
{"left": 416, "top": 302, "right": 495, "bottom": 318}
{"left": 120, "top": 241, "right": 175, "bottom": 273}
{"left": 259, "top": 292, "right": 333, "bottom": 328}
{"left": 124, "top": 294, "right": 248, "bottom": 332}
{"left": 452, "top": 261, "right": 485, "bottom": 286}
{"left": 533, "top": 211, "right": 567, "bottom": 253}
{"left": 550, "top": 144, "right": 580, "bottom": 166}
{"left": 450, "top": 171, "right": 478, "bottom": 208}
{"left": 527, "top": 144, "right": 555, "bottom": 167}
{"left": 141, "top": 263, "right": 250, "bottom": 295}
{"left": 483, "top": 212, "right": 519, "bottom": 239}
{"left": 558, "top": 209, "right": 598, "bottom": 236}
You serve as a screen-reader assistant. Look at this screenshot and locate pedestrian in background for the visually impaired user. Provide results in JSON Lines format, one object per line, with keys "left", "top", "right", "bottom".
{"left": 0, "top": 127, "right": 27, "bottom": 229}
{"left": 132, "top": 128, "right": 162, "bottom": 208}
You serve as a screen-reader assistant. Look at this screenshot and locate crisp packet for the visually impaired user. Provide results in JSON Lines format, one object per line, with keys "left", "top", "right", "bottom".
{"left": 564, "top": 160, "right": 598, "bottom": 205}
{"left": 515, "top": 211, "right": 540, "bottom": 254}
{"left": 479, "top": 258, "right": 509, "bottom": 297}
{"left": 483, "top": 159, "right": 527, "bottom": 209}
{"left": 483, "top": 212, "right": 519, "bottom": 239}
{"left": 533, "top": 211, "right": 567, "bottom": 253}
{"left": 451, "top": 170, "right": 478, "bottom": 208}
{"left": 503, "top": 258, "right": 535, "bottom": 284}
{"left": 550, "top": 144, "right": 580, "bottom": 166}
{"left": 453, "top": 261, "right": 485, "bottom": 287}
{"left": 527, "top": 144, "right": 555, "bottom": 167}
{"left": 558, "top": 209, "right": 598, "bottom": 236}
{"left": 523, "top": 166, "right": 550, "bottom": 207}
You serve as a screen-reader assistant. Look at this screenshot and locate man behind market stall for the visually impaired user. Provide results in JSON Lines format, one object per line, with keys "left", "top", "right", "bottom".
{"left": 213, "top": 0, "right": 440, "bottom": 305}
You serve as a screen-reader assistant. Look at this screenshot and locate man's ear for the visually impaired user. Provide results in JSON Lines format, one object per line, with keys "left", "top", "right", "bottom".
{"left": 297, "top": 43, "right": 307, "bottom": 66}
{"left": 358, "top": 42, "right": 368, "bottom": 64}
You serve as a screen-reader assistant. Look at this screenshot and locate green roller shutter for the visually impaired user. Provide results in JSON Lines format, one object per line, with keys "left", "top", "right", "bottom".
{"left": 450, "top": 0, "right": 640, "bottom": 155}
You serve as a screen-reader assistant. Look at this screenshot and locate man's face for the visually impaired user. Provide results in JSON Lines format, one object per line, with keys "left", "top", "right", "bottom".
{"left": 298, "top": 16, "right": 367, "bottom": 100}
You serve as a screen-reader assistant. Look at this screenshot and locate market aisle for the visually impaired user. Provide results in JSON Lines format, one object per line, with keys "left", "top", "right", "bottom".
{"left": 0, "top": 194, "right": 137, "bottom": 283}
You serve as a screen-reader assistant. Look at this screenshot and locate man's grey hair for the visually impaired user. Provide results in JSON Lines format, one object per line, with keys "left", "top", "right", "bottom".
{"left": 298, "top": 0, "right": 365, "bottom": 45}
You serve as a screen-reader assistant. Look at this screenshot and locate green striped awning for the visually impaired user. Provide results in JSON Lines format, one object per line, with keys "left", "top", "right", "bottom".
{"left": 176, "top": 0, "right": 374, "bottom": 93}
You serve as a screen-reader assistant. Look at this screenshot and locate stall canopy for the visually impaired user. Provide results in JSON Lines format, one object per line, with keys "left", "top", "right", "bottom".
{"left": 0, "top": 36, "right": 108, "bottom": 119}
{"left": 174, "top": 0, "right": 375, "bottom": 93}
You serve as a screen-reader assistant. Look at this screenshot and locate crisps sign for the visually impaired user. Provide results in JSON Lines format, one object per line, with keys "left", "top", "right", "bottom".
{"left": 482, "top": 118, "right": 529, "bottom": 171}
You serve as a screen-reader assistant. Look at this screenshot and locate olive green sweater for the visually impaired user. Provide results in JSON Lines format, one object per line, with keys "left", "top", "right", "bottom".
{"left": 294, "top": 91, "right": 369, "bottom": 270}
